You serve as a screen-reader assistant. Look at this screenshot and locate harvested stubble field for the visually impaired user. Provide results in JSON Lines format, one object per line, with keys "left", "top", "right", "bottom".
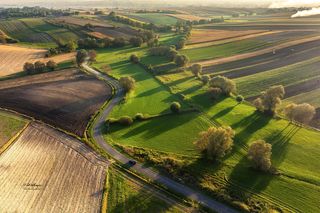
{"left": 0, "top": 45, "right": 46, "bottom": 77}
{"left": 0, "top": 69, "right": 112, "bottom": 136}
{"left": 204, "top": 38, "right": 320, "bottom": 78}
{"left": 0, "top": 122, "right": 108, "bottom": 212}
{"left": 92, "top": 26, "right": 139, "bottom": 39}
{"left": 52, "top": 16, "right": 113, "bottom": 28}
{"left": 187, "top": 29, "right": 267, "bottom": 44}
{"left": 167, "top": 14, "right": 207, "bottom": 21}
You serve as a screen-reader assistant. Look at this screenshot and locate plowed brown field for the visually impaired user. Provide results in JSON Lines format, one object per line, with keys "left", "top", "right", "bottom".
{"left": 0, "top": 69, "right": 112, "bottom": 136}
{"left": 0, "top": 122, "right": 108, "bottom": 212}
{"left": 0, "top": 45, "right": 46, "bottom": 77}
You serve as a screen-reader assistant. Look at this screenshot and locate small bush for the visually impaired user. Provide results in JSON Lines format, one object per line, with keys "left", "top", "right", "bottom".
{"left": 118, "top": 116, "right": 134, "bottom": 126}
{"left": 190, "top": 64, "right": 202, "bottom": 76}
{"left": 201, "top": 75, "right": 210, "bottom": 84}
{"left": 130, "top": 54, "right": 140, "bottom": 64}
{"left": 119, "top": 76, "right": 136, "bottom": 93}
{"left": 236, "top": 95, "right": 244, "bottom": 103}
{"left": 209, "top": 87, "right": 222, "bottom": 100}
{"left": 170, "top": 102, "right": 181, "bottom": 113}
{"left": 134, "top": 113, "right": 145, "bottom": 120}
{"left": 106, "top": 118, "right": 118, "bottom": 124}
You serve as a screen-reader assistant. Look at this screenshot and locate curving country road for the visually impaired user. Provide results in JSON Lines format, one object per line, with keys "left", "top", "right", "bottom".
{"left": 82, "top": 63, "right": 238, "bottom": 213}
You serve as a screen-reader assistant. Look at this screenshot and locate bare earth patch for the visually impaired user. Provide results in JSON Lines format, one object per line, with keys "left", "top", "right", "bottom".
{"left": 0, "top": 122, "right": 108, "bottom": 212}
{"left": 0, "top": 69, "right": 112, "bottom": 136}
{"left": 187, "top": 29, "right": 267, "bottom": 44}
{"left": 0, "top": 45, "right": 46, "bottom": 77}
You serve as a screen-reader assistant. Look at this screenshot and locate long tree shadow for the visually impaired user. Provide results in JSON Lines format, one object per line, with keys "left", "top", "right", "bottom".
{"left": 266, "top": 124, "right": 301, "bottom": 167}
{"left": 225, "top": 156, "right": 274, "bottom": 203}
{"left": 116, "top": 112, "right": 198, "bottom": 140}
{"left": 211, "top": 104, "right": 238, "bottom": 120}
{"left": 224, "top": 124, "right": 301, "bottom": 206}
{"left": 229, "top": 111, "right": 272, "bottom": 155}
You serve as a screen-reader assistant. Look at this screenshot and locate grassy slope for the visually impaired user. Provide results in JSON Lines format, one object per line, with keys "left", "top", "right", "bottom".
{"left": 0, "top": 111, "right": 27, "bottom": 148}
{"left": 107, "top": 168, "right": 182, "bottom": 213}
{"left": 127, "top": 13, "right": 178, "bottom": 25}
{"left": 97, "top": 34, "right": 320, "bottom": 212}
{"left": 181, "top": 39, "right": 270, "bottom": 62}
{"left": 156, "top": 69, "right": 320, "bottom": 212}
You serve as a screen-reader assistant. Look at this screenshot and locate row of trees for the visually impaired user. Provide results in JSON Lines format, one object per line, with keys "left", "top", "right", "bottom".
{"left": 148, "top": 46, "right": 189, "bottom": 67}
{"left": 75, "top": 49, "right": 97, "bottom": 65}
{"left": 23, "top": 60, "right": 57, "bottom": 74}
{"left": 108, "top": 11, "right": 172, "bottom": 32}
{"left": 47, "top": 41, "right": 77, "bottom": 57}
{"left": 0, "top": 7, "right": 70, "bottom": 19}
{"left": 195, "top": 126, "right": 273, "bottom": 172}
{"left": 78, "top": 30, "right": 156, "bottom": 49}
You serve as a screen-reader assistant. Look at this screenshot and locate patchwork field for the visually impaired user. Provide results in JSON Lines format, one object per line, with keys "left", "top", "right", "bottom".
{"left": 0, "top": 122, "right": 108, "bottom": 212}
{"left": 167, "top": 14, "right": 207, "bottom": 21}
{"left": 0, "top": 45, "right": 46, "bottom": 77}
{"left": 126, "top": 13, "right": 178, "bottom": 25}
{"left": 93, "top": 26, "right": 139, "bottom": 40}
{"left": 0, "top": 19, "right": 54, "bottom": 46}
{"left": 0, "top": 69, "right": 112, "bottom": 136}
{"left": 96, "top": 29, "right": 320, "bottom": 211}
{"left": 52, "top": 16, "right": 113, "bottom": 28}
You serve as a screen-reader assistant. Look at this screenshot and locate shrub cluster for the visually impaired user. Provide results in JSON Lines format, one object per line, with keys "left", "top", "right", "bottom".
{"left": 23, "top": 60, "right": 57, "bottom": 75}
{"left": 108, "top": 11, "right": 172, "bottom": 32}
{"left": 170, "top": 102, "right": 181, "bottom": 113}
{"left": 284, "top": 103, "right": 316, "bottom": 124}
{"left": 209, "top": 75, "right": 237, "bottom": 96}
{"left": 130, "top": 54, "right": 140, "bottom": 64}
{"left": 195, "top": 126, "right": 235, "bottom": 160}
{"left": 253, "top": 85, "right": 285, "bottom": 116}
{"left": 119, "top": 76, "right": 136, "bottom": 93}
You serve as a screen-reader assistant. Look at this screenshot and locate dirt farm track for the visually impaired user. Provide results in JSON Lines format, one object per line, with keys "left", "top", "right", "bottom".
{"left": 0, "top": 122, "right": 108, "bottom": 212}
{"left": 0, "top": 69, "right": 112, "bottom": 136}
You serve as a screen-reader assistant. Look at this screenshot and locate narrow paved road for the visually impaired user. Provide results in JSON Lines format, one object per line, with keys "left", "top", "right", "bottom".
{"left": 82, "top": 63, "right": 238, "bottom": 213}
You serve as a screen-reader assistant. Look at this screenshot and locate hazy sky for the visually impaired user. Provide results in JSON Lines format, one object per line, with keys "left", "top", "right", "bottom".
{"left": 1, "top": 0, "right": 319, "bottom": 8}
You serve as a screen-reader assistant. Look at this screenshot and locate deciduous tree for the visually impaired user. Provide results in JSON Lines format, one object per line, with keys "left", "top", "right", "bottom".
{"left": 209, "top": 75, "right": 236, "bottom": 96}
{"left": 195, "top": 126, "right": 235, "bottom": 160}
{"left": 248, "top": 140, "right": 272, "bottom": 172}
{"left": 284, "top": 103, "right": 316, "bottom": 124}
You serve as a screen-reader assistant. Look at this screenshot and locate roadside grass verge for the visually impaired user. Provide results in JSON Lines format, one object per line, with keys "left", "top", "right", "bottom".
{"left": 107, "top": 167, "right": 183, "bottom": 213}
{"left": 0, "top": 111, "right": 27, "bottom": 149}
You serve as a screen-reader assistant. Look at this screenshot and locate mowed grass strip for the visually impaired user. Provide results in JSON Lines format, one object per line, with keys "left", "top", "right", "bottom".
{"left": 235, "top": 56, "right": 320, "bottom": 98}
{"left": 0, "top": 111, "right": 27, "bottom": 149}
{"left": 181, "top": 39, "right": 270, "bottom": 62}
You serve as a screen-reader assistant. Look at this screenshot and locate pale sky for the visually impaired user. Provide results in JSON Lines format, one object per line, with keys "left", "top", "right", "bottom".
{"left": 0, "top": 0, "right": 319, "bottom": 8}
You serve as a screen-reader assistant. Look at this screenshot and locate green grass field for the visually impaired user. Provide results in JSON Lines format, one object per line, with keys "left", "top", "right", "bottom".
{"left": 127, "top": 13, "right": 179, "bottom": 25}
{"left": 107, "top": 168, "right": 183, "bottom": 213}
{"left": 181, "top": 39, "right": 270, "bottom": 62}
{"left": 0, "top": 111, "right": 27, "bottom": 149}
{"left": 97, "top": 33, "right": 320, "bottom": 211}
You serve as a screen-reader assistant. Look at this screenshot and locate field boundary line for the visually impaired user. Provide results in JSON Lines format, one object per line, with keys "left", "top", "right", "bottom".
{"left": 199, "top": 35, "right": 320, "bottom": 66}
{"left": 0, "top": 121, "right": 30, "bottom": 156}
